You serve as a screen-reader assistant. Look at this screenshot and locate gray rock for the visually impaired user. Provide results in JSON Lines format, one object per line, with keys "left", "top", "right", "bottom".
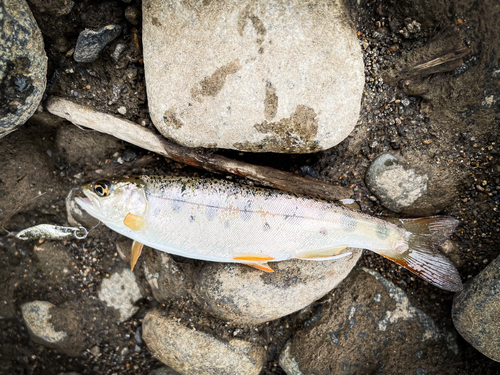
{"left": 193, "top": 251, "right": 362, "bottom": 325}
{"left": 22, "top": 301, "right": 86, "bottom": 356}
{"left": 283, "top": 268, "right": 459, "bottom": 374}
{"left": 365, "top": 153, "right": 456, "bottom": 215}
{"left": 143, "top": 309, "right": 266, "bottom": 375}
{"left": 74, "top": 25, "right": 122, "bottom": 63}
{"left": 453, "top": 254, "right": 500, "bottom": 362}
{"left": 98, "top": 268, "right": 142, "bottom": 322}
{"left": 30, "top": 0, "right": 74, "bottom": 16}
{"left": 125, "top": 4, "right": 141, "bottom": 26}
{"left": 0, "top": 0, "right": 47, "bottom": 138}
{"left": 148, "top": 366, "right": 181, "bottom": 375}
{"left": 143, "top": 0, "right": 364, "bottom": 153}
{"left": 278, "top": 341, "right": 304, "bottom": 375}
{"left": 143, "top": 250, "right": 192, "bottom": 302}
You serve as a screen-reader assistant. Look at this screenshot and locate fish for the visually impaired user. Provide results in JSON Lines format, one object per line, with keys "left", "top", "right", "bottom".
{"left": 75, "top": 176, "right": 463, "bottom": 292}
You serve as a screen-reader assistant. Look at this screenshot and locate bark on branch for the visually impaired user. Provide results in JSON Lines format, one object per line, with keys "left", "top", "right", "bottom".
{"left": 46, "top": 97, "right": 351, "bottom": 201}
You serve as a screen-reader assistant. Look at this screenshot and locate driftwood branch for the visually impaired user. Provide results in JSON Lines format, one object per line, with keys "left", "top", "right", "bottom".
{"left": 46, "top": 97, "right": 351, "bottom": 201}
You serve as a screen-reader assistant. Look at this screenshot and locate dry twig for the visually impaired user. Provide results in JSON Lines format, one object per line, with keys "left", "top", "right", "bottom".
{"left": 46, "top": 97, "right": 351, "bottom": 201}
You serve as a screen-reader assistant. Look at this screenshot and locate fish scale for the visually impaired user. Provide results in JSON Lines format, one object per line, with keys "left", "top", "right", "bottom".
{"left": 75, "top": 175, "right": 463, "bottom": 291}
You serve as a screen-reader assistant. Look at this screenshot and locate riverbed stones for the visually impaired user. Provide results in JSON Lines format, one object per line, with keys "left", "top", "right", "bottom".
{"left": 143, "top": 0, "right": 364, "bottom": 153}
{"left": 21, "top": 301, "right": 86, "bottom": 356}
{"left": 74, "top": 25, "right": 122, "bottom": 63}
{"left": 453, "top": 255, "right": 500, "bottom": 362}
{"left": 143, "top": 309, "right": 266, "bottom": 375}
{"left": 281, "top": 268, "right": 459, "bottom": 374}
{"left": 0, "top": 0, "right": 47, "bottom": 138}
{"left": 193, "top": 250, "right": 362, "bottom": 325}
{"left": 365, "top": 153, "right": 456, "bottom": 215}
{"left": 98, "top": 268, "right": 142, "bottom": 322}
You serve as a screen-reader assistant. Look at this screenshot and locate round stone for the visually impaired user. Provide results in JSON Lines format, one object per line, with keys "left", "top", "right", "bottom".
{"left": 193, "top": 250, "right": 362, "bottom": 325}
{"left": 143, "top": 0, "right": 364, "bottom": 153}
{"left": 0, "top": 0, "right": 47, "bottom": 138}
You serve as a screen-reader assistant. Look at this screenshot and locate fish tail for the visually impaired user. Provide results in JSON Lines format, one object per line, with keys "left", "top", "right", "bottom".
{"left": 380, "top": 216, "right": 463, "bottom": 292}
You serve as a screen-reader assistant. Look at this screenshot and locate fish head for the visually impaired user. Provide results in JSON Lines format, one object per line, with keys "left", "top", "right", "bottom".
{"left": 75, "top": 177, "right": 148, "bottom": 225}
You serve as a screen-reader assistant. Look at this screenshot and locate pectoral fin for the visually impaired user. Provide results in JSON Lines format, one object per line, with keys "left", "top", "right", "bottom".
{"left": 124, "top": 212, "right": 146, "bottom": 231}
{"left": 243, "top": 262, "right": 274, "bottom": 272}
{"left": 130, "top": 240, "right": 144, "bottom": 271}
{"left": 295, "top": 245, "right": 349, "bottom": 260}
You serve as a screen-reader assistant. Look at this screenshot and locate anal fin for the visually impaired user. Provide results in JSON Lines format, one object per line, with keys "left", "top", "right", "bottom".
{"left": 297, "top": 252, "right": 352, "bottom": 261}
{"left": 233, "top": 254, "right": 275, "bottom": 262}
{"left": 295, "top": 245, "right": 350, "bottom": 260}
{"left": 130, "top": 240, "right": 144, "bottom": 271}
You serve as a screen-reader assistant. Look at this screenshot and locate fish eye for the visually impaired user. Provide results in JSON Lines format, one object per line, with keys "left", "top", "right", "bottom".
{"left": 92, "top": 180, "right": 112, "bottom": 197}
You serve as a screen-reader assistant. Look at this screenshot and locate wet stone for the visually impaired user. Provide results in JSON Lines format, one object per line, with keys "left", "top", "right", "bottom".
{"left": 193, "top": 250, "right": 362, "bottom": 325}
{"left": 148, "top": 366, "right": 181, "bottom": 375}
{"left": 453, "top": 254, "right": 500, "bottom": 362}
{"left": 30, "top": 0, "right": 74, "bottom": 16}
{"left": 143, "top": 309, "right": 266, "bottom": 375}
{"left": 22, "top": 301, "right": 86, "bottom": 356}
{"left": 74, "top": 25, "right": 122, "bottom": 63}
{"left": 98, "top": 268, "right": 142, "bottom": 322}
{"left": 365, "top": 153, "right": 456, "bottom": 215}
{"left": 283, "top": 268, "right": 459, "bottom": 375}
{"left": 0, "top": 0, "right": 47, "bottom": 138}
{"left": 143, "top": 0, "right": 364, "bottom": 153}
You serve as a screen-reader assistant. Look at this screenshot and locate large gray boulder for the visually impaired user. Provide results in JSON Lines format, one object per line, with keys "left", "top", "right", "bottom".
{"left": 143, "top": 309, "right": 266, "bottom": 375}
{"left": 453, "top": 255, "right": 500, "bottom": 362}
{"left": 143, "top": 0, "right": 364, "bottom": 153}
{"left": 280, "top": 268, "right": 459, "bottom": 374}
{"left": 0, "top": 0, "right": 47, "bottom": 138}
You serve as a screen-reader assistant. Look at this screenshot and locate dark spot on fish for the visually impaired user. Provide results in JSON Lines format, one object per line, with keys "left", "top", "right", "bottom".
{"left": 319, "top": 227, "right": 327, "bottom": 236}
{"left": 240, "top": 200, "right": 253, "bottom": 221}
{"left": 172, "top": 200, "right": 183, "bottom": 213}
{"left": 263, "top": 222, "right": 270, "bottom": 231}
{"left": 189, "top": 215, "right": 195, "bottom": 223}
{"left": 376, "top": 222, "right": 390, "bottom": 239}
{"left": 340, "top": 212, "right": 357, "bottom": 232}
{"left": 206, "top": 205, "right": 218, "bottom": 221}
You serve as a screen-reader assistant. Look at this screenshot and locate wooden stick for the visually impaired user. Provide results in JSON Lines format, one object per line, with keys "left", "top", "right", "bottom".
{"left": 46, "top": 97, "right": 351, "bottom": 201}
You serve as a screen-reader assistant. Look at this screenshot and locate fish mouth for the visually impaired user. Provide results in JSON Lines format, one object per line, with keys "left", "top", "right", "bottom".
{"left": 75, "top": 195, "right": 99, "bottom": 217}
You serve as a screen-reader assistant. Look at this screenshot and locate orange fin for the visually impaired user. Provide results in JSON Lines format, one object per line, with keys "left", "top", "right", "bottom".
{"left": 130, "top": 240, "right": 144, "bottom": 271}
{"left": 295, "top": 245, "right": 349, "bottom": 260}
{"left": 233, "top": 254, "right": 275, "bottom": 262}
{"left": 124, "top": 212, "right": 146, "bottom": 231}
{"left": 244, "top": 262, "right": 274, "bottom": 272}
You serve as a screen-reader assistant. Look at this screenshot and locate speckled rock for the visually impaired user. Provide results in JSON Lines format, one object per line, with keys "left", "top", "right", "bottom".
{"left": 22, "top": 301, "right": 86, "bottom": 356}
{"left": 193, "top": 250, "right": 362, "bottom": 325}
{"left": 0, "top": 0, "right": 47, "bottom": 138}
{"left": 74, "top": 25, "right": 122, "bottom": 63}
{"left": 143, "top": 250, "right": 192, "bottom": 302}
{"left": 98, "top": 268, "right": 142, "bottom": 322}
{"left": 453, "top": 254, "right": 500, "bottom": 362}
{"left": 282, "top": 268, "right": 459, "bottom": 375}
{"left": 143, "top": 0, "right": 364, "bottom": 153}
{"left": 143, "top": 309, "right": 266, "bottom": 375}
{"left": 148, "top": 366, "right": 181, "bottom": 375}
{"left": 365, "top": 153, "right": 456, "bottom": 215}
{"left": 30, "top": 0, "right": 74, "bottom": 16}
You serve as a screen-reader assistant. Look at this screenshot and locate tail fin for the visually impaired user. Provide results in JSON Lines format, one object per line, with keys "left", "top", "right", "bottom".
{"left": 382, "top": 217, "right": 463, "bottom": 292}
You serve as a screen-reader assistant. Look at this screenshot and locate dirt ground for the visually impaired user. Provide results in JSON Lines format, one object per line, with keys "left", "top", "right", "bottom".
{"left": 1, "top": 0, "right": 500, "bottom": 374}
